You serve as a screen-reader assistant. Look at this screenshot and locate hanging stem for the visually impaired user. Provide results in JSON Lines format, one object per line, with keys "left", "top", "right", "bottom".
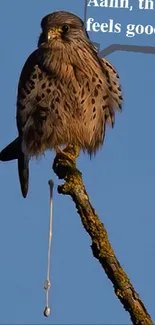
{"left": 43, "top": 180, "right": 54, "bottom": 317}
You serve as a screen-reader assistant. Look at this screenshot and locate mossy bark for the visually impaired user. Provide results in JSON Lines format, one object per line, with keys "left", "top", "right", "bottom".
{"left": 53, "top": 145, "right": 153, "bottom": 325}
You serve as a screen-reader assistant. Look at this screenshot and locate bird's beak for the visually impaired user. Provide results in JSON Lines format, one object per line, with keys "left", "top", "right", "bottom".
{"left": 47, "top": 28, "right": 62, "bottom": 40}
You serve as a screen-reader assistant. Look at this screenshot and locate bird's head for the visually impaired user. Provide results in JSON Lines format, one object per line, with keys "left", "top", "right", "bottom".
{"left": 37, "top": 11, "right": 97, "bottom": 76}
{"left": 38, "top": 11, "right": 90, "bottom": 50}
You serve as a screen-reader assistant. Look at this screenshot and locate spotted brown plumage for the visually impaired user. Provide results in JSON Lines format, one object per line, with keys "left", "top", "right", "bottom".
{"left": 0, "top": 10, "right": 123, "bottom": 198}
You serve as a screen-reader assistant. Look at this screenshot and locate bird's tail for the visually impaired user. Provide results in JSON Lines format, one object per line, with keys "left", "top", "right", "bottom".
{"left": 0, "top": 137, "right": 29, "bottom": 198}
{"left": 0, "top": 137, "right": 20, "bottom": 161}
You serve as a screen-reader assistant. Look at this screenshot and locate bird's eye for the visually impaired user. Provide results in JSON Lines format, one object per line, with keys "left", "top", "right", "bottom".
{"left": 61, "top": 24, "right": 69, "bottom": 33}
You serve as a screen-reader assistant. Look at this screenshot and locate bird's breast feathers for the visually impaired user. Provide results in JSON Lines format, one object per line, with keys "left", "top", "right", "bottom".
{"left": 16, "top": 48, "right": 122, "bottom": 156}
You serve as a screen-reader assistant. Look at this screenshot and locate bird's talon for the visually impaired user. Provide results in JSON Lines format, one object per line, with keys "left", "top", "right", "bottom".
{"left": 55, "top": 146, "right": 62, "bottom": 155}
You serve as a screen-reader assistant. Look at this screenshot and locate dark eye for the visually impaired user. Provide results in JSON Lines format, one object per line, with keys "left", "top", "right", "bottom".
{"left": 61, "top": 24, "right": 69, "bottom": 33}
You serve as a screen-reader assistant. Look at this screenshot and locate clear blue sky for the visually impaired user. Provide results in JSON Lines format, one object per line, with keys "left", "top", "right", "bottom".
{"left": 0, "top": 0, "right": 155, "bottom": 324}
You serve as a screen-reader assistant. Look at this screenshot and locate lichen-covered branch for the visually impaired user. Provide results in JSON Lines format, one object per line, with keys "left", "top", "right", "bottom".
{"left": 53, "top": 145, "right": 153, "bottom": 325}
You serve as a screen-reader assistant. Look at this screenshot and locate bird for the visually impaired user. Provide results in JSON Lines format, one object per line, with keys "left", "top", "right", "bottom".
{"left": 0, "top": 10, "right": 123, "bottom": 198}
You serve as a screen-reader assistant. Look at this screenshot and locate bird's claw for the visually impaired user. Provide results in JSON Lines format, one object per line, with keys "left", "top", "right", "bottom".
{"left": 53, "top": 145, "right": 79, "bottom": 179}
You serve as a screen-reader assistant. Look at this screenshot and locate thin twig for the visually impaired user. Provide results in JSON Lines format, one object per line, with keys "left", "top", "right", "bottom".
{"left": 52, "top": 145, "right": 153, "bottom": 325}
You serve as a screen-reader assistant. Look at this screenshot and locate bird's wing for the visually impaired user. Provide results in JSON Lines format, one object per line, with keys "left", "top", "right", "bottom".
{"left": 16, "top": 49, "right": 39, "bottom": 198}
{"left": 16, "top": 49, "right": 39, "bottom": 135}
{"left": 77, "top": 54, "right": 123, "bottom": 154}
{"left": 100, "top": 57, "right": 123, "bottom": 127}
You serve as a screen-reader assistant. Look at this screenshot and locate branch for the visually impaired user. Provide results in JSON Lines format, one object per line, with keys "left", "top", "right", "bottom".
{"left": 53, "top": 145, "right": 153, "bottom": 325}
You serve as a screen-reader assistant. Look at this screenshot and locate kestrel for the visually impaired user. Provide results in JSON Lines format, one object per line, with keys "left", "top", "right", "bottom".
{"left": 0, "top": 11, "right": 123, "bottom": 198}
